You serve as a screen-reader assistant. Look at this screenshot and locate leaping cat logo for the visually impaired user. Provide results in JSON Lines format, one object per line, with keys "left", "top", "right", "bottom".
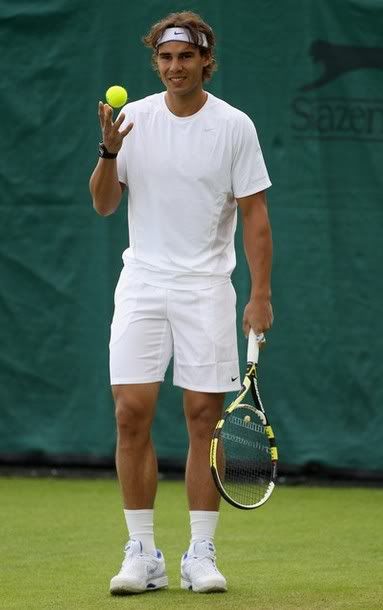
{"left": 300, "top": 40, "right": 383, "bottom": 92}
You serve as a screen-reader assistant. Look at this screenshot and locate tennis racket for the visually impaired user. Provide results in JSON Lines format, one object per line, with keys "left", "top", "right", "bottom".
{"left": 210, "top": 329, "right": 278, "bottom": 509}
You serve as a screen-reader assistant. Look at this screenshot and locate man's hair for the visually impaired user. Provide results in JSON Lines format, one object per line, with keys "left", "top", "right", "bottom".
{"left": 142, "top": 11, "right": 217, "bottom": 82}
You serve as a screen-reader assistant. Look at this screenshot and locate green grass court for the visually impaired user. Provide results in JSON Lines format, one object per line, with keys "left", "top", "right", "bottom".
{"left": 1, "top": 477, "right": 382, "bottom": 609}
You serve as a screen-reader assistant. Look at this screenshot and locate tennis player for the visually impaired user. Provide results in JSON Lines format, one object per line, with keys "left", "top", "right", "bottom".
{"left": 89, "top": 10, "right": 273, "bottom": 595}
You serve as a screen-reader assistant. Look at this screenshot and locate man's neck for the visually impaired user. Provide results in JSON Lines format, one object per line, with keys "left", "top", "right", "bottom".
{"left": 165, "top": 89, "right": 208, "bottom": 117}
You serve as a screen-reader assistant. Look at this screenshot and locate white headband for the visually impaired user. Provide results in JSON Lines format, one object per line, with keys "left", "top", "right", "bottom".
{"left": 156, "top": 27, "right": 208, "bottom": 48}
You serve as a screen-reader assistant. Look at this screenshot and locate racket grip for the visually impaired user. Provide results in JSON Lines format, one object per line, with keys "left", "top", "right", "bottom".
{"left": 247, "top": 329, "right": 265, "bottom": 364}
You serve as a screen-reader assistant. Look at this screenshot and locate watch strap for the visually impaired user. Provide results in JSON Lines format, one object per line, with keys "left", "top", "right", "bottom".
{"left": 98, "top": 142, "right": 118, "bottom": 159}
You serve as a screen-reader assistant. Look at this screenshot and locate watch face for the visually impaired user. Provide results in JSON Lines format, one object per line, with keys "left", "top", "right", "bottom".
{"left": 98, "top": 143, "right": 116, "bottom": 158}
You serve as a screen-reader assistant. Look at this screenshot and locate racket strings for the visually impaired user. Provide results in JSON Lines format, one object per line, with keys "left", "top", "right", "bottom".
{"left": 217, "top": 407, "right": 274, "bottom": 506}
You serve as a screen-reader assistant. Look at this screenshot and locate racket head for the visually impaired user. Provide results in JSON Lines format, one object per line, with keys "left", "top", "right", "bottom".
{"left": 210, "top": 367, "right": 277, "bottom": 510}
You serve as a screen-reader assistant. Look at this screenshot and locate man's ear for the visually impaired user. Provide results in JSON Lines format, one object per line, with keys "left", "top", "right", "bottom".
{"left": 202, "top": 51, "right": 212, "bottom": 67}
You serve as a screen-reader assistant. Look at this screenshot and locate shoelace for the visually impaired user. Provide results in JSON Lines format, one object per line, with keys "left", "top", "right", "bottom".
{"left": 188, "top": 554, "right": 220, "bottom": 574}
{"left": 121, "top": 557, "right": 157, "bottom": 575}
{"left": 122, "top": 546, "right": 159, "bottom": 568}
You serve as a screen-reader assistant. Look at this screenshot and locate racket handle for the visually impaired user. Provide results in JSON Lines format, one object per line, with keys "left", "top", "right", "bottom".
{"left": 247, "top": 329, "right": 265, "bottom": 364}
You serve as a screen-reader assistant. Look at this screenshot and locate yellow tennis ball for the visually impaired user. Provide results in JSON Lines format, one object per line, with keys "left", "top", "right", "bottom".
{"left": 244, "top": 415, "right": 251, "bottom": 423}
{"left": 105, "top": 85, "right": 128, "bottom": 108}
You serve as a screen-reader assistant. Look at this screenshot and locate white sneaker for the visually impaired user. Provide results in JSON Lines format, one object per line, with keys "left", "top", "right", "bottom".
{"left": 180, "top": 540, "right": 227, "bottom": 593}
{"left": 110, "top": 539, "right": 168, "bottom": 594}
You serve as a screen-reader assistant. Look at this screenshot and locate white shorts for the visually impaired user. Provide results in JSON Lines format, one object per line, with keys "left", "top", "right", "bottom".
{"left": 109, "top": 266, "right": 241, "bottom": 392}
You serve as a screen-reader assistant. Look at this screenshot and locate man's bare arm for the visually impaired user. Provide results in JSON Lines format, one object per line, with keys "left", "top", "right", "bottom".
{"left": 237, "top": 190, "right": 273, "bottom": 336}
{"left": 89, "top": 102, "right": 133, "bottom": 216}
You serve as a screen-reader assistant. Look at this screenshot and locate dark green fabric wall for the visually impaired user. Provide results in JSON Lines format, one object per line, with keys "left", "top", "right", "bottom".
{"left": 1, "top": 0, "right": 382, "bottom": 472}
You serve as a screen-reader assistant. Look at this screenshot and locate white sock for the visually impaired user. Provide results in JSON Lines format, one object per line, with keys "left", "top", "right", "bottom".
{"left": 124, "top": 509, "right": 157, "bottom": 556}
{"left": 189, "top": 510, "right": 219, "bottom": 546}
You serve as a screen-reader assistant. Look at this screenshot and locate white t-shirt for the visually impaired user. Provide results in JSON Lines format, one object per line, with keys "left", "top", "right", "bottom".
{"left": 117, "top": 91, "right": 271, "bottom": 289}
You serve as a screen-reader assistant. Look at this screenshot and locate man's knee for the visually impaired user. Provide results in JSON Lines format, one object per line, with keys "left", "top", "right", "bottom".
{"left": 185, "top": 392, "right": 224, "bottom": 439}
{"left": 113, "top": 387, "right": 155, "bottom": 440}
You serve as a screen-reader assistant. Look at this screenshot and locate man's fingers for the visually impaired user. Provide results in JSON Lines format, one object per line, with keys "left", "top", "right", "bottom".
{"left": 242, "top": 319, "right": 251, "bottom": 337}
{"left": 103, "top": 104, "right": 113, "bottom": 127}
{"left": 114, "top": 113, "right": 126, "bottom": 129}
{"left": 98, "top": 101, "right": 105, "bottom": 129}
{"left": 120, "top": 122, "right": 134, "bottom": 138}
{"left": 114, "top": 115, "right": 133, "bottom": 138}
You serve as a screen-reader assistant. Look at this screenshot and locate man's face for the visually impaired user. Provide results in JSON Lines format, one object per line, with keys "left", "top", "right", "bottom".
{"left": 156, "top": 41, "right": 210, "bottom": 95}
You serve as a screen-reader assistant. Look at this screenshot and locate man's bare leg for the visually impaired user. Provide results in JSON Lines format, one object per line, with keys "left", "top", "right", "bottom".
{"left": 183, "top": 389, "right": 224, "bottom": 510}
{"left": 112, "top": 382, "right": 160, "bottom": 508}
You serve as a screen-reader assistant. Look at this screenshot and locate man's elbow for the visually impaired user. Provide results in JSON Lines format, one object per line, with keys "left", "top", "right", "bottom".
{"left": 93, "top": 200, "right": 117, "bottom": 216}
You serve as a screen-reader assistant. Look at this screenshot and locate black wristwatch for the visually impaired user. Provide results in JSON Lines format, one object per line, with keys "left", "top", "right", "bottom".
{"left": 98, "top": 142, "right": 118, "bottom": 159}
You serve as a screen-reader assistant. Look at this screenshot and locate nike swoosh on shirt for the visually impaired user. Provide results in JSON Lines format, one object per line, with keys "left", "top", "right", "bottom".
{"left": 231, "top": 376, "right": 239, "bottom": 382}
